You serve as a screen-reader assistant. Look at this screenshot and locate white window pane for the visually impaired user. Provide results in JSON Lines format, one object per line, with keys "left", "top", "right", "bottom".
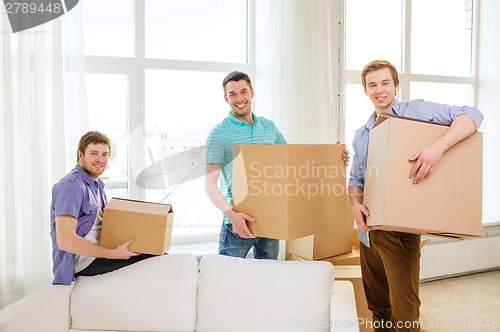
{"left": 409, "top": 82, "right": 472, "bottom": 106}
{"left": 145, "top": 0, "right": 247, "bottom": 62}
{"left": 345, "top": 0, "right": 402, "bottom": 71}
{"left": 144, "top": 70, "right": 229, "bottom": 237}
{"left": 411, "top": 0, "right": 473, "bottom": 76}
{"left": 86, "top": 74, "right": 129, "bottom": 191}
{"left": 83, "top": 0, "right": 134, "bottom": 57}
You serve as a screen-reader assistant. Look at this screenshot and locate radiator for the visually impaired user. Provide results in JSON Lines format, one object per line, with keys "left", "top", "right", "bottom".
{"left": 420, "top": 230, "right": 500, "bottom": 282}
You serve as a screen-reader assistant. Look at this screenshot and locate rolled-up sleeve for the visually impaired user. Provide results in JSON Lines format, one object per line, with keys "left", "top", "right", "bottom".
{"left": 453, "top": 105, "right": 484, "bottom": 130}
{"left": 401, "top": 99, "right": 484, "bottom": 130}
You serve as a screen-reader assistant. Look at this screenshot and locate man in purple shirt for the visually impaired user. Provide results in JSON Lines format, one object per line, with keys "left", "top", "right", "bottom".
{"left": 348, "top": 60, "right": 483, "bottom": 332}
{"left": 50, "top": 131, "right": 152, "bottom": 285}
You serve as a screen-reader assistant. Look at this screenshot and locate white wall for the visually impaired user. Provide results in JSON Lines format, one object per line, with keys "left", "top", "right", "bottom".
{"left": 477, "top": 0, "right": 500, "bottom": 222}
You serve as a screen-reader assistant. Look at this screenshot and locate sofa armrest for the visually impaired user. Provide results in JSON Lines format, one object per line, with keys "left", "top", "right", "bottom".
{"left": 330, "top": 280, "right": 359, "bottom": 332}
{"left": 0, "top": 283, "right": 73, "bottom": 332}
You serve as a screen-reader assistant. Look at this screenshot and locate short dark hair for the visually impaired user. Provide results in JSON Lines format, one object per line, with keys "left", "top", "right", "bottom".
{"left": 222, "top": 71, "right": 253, "bottom": 94}
{"left": 361, "top": 60, "right": 400, "bottom": 91}
{"left": 77, "top": 131, "right": 111, "bottom": 162}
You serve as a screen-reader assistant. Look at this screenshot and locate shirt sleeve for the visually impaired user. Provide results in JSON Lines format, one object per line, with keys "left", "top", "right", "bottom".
{"left": 274, "top": 126, "right": 287, "bottom": 144}
{"left": 401, "top": 99, "right": 484, "bottom": 130}
{"left": 206, "top": 128, "right": 225, "bottom": 164}
{"left": 52, "top": 180, "right": 84, "bottom": 220}
{"left": 348, "top": 131, "right": 365, "bottom": 191}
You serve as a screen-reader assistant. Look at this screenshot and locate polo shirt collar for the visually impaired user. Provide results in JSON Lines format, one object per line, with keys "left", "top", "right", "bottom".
{"left": 228, "top": 112, "right": 257, "bottom": 127}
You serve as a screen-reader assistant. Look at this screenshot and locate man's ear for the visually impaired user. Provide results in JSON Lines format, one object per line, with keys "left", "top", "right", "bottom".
{"left": 224, "top": 94, "right": 229, "bottom": 104}
{"left": 77, "top": 150, "right": 84, "bottom": 162}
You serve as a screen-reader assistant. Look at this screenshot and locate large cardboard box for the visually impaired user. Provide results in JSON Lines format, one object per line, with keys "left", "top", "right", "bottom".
{"left": 364, "top": 114, "right": 482, "bottom": 238}
{"left": 233, "top": 144, "right": 347, "bottom": 240}
{"left": 286, "top": 193, "right": 353, "bottom": 260}
{"left": 335, "top": 265, "right": 373, "bottom": 332}
{"left": 100, "top": 198, "right": 174, "bottom": 255}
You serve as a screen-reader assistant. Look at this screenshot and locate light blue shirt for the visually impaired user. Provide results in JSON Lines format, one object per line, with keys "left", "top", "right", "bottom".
{"left": 206, "top": 112, "right": 287, "bottom": 224}
{"left": 348, "top": 99, "right": 484, "bottom": 247}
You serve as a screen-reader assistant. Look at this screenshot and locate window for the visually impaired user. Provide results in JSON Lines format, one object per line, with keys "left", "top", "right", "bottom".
{"left": 343, "top": 0, "right": 492, "bottom": 223}
{"left": 83, "top": 0, "right": 250, "bottom": 242}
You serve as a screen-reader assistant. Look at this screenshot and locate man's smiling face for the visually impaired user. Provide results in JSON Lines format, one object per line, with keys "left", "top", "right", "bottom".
{"left": 224, "top": 79, "right": 255, "bottom": 120}
{"left": 364, "top": 67, "right": 399, "bottom": 115}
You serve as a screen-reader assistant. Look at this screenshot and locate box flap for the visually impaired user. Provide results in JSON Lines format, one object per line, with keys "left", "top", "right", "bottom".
{"left": 107, "top": 198, "right": 173, "bottom": 215}
{"left": 373, "top": 112, "right": 448, "bottom": 129}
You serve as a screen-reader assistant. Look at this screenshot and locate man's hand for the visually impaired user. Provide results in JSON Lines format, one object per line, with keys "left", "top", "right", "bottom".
{"left": 352, "top": 202, "right": 376, "bottom": 232}
{"left": 336, "top": 140, "right": 350, "bottom": 167}
{"left": 225, "top": 209, "right": 256, "bottom": 238}
{"left": 409, "top": 114, "right": 477, "bottom": 185}
{"left": 110, "top": 238, "right": 140, "bottom": 259}
{"left": 408, "top": 143, "right": 445, "bottom": 184}
{"left": 56, "top": 215, "right": 139, "bottom": 259}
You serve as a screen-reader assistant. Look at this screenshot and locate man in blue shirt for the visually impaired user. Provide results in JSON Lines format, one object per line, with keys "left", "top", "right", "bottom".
{"left": 348, "top": 60, "right": 483, "bottom": 332}
{"left": 205, "top": 71, "right": 287, "bottom": 259}
{"left": 50, "top": 131, "right": 152, "bottom": 285}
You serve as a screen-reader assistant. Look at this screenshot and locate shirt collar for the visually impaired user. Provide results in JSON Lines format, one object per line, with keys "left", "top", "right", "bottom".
{"left": 390, "top": 99, "right": 401, "bottom": 115}
{"left": 75, "top": 164, "right": 105, "bottom": 190}
{"left": 365, "top": 99, "right": 401, "bottom": 130}
{"left": 364, "top": 112, "right": 378, "bottom": 131}
{"left": 228, "top": 112, "right": 257, "bottom": 127}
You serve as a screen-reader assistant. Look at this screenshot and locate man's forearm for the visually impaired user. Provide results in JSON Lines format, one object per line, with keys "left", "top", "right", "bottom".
{"left": 348, "top": 185, "right": 364, "bottom": 207}
{"left": 205, "top": 182, "right": 232, "bottom": 213}
{"left": 432, "top": 114, "right": 476, "bottom": 153}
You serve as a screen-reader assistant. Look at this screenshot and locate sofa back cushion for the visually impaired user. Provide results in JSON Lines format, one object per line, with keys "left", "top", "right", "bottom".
{"left": 196, "top": 254, "right": 334, "bottom": 332}
{"left": 70, "top": 254, "right": 198, "bottom": 332}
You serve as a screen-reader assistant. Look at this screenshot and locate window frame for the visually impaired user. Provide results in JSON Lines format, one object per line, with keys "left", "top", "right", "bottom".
{"left": 84, "top": 0, "right": 254, "bottom": 244}
{"left": 341, "top": 0, "right": 495, "bottom": 226}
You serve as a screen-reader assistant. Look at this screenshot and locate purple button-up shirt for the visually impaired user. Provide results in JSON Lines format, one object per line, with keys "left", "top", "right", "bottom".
{"left": 50, "top": 164, "right": 107, "bottom": 285}
{"left": 348, "top": 99, "right": 484, "bottom": 247}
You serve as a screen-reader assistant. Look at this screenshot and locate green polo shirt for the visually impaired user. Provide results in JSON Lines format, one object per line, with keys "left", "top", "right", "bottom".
{"left": 206, "top": 112, "right": 287, "bottom": 224}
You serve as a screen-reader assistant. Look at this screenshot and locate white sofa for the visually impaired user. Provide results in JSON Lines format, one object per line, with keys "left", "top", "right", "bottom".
{"left": 0, "top": 254, "right": 359, "bottom": 332}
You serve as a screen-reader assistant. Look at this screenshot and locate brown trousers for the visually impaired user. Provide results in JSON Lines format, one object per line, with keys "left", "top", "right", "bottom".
{"left": 360, "top": 231, "right": 422, "bottom": 332}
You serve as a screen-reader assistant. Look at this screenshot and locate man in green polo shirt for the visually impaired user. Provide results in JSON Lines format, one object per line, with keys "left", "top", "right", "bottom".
{"left": 205, "top": 71, "right": 286, "bottom": 259}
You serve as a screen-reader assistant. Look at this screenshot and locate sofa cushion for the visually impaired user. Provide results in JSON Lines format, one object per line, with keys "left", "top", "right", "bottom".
{"left": 70, "top": 254, "right": 198, "bottom": 332}
{"left": 196, "top": 254, "right": 334, "bottom": 332}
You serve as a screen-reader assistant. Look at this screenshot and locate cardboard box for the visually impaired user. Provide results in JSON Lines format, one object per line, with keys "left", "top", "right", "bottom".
{"left": 321, "top": 237, "right": 427, "bottom": 266}
{"left": 322, "top": 246, "right": 361, "bottom": 266}
{"left": 334, "top": 265, "right": 373, "bottom": 332}
{"left": 233, "top": 144, "right": 348, "bottom": 240}
{"left": 353, "top": 227, "right": 360, "bottom": 247}
{"left": 364, "top": 114, "right": 482, "bottom": 238}
{"left": 100, "top": 198, "right": 174, "bottom": 255}
{"left": 286, "top": 193, "right": 353, "bottom": 260}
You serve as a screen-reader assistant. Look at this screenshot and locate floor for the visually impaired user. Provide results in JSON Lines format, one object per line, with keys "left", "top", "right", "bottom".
{"left": 419, "top": 269, "right": 500, "bottom": 331}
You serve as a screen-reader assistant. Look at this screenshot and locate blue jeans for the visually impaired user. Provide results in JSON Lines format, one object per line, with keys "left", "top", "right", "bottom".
{"left": 218, "top": 223, "right": 279, "bottom": 259}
